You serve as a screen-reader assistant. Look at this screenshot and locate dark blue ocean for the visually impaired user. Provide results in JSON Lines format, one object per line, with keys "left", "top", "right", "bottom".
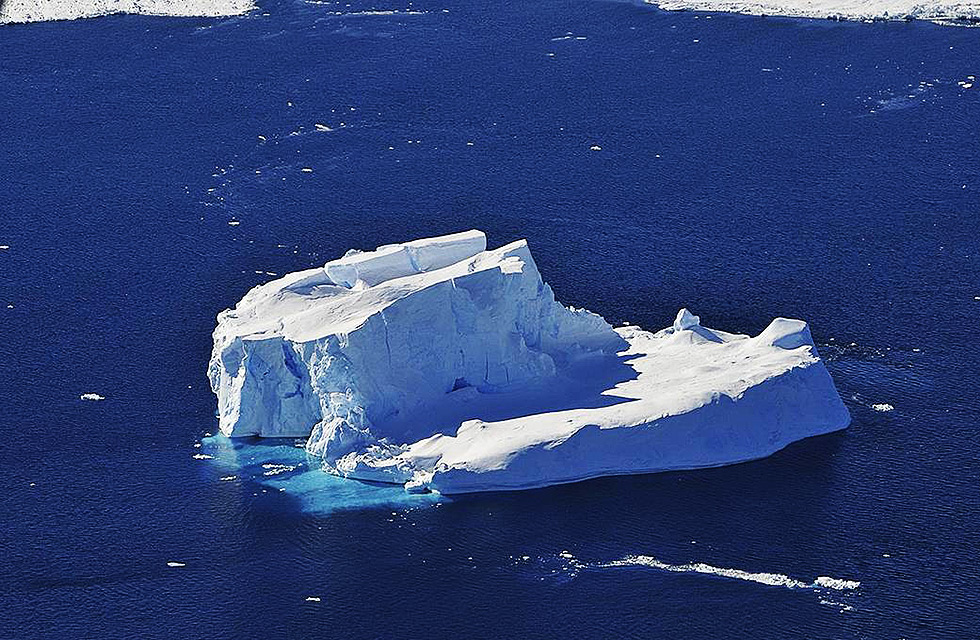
{"left": 2, "top": 0, "right": 979, "bottom": 637}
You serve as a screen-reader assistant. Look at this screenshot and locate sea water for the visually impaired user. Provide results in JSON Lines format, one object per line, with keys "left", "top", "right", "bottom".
{"left": 1, "top": 0, "right": 978, "bottom": 637}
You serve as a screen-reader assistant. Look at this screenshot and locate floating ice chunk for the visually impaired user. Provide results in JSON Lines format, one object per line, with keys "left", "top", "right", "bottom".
{"left": 80, "top": 393, "right": 105, "bottom": 401}
{"left": 814, "top": 576, "right": 861, "bottom": 590}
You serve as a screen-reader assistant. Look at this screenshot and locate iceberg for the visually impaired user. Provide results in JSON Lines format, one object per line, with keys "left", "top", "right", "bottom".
{"left": 209, "top": 231, "right": 850, "bottom": 494}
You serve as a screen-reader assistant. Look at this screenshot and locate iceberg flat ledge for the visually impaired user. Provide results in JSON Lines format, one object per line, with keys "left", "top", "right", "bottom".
{"left": 209, "top": 231, "right": 850, "bottom": 494}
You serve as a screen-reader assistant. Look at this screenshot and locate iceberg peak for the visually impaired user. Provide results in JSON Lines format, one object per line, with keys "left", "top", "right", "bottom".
{"left": 673, "top": 308, "right": 701, "bottom": 331}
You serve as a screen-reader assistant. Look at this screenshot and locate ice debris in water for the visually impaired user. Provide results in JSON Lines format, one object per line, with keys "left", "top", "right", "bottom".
{"left": 208, "top": 230, "right": 850, "bottom": 494}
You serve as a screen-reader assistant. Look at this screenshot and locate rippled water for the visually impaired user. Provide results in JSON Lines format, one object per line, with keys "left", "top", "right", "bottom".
{"left": 1, "top": 0, "right": 978, "bottom": 637}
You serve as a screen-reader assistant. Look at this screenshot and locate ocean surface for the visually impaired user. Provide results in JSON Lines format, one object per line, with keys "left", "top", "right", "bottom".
{"left": 1, "top": 1, "right": 979, "bottom": 637}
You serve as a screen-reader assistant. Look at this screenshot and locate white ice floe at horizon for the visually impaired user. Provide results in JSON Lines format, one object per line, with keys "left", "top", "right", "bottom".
{"left": 647, "top": 0, "right": 980, "bottom": 25}
{"left": 1, "top": 0, "right": 255, "bottom": 24}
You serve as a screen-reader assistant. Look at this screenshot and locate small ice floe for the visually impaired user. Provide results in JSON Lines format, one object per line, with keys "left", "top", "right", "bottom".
{"left": 80, "top": 393, "right": 105, "bottom": 401}
{"left": 301, "top": 167, "right": 313, "bottom": 173}
{"left": 819, "top": 598, "right": 855, "bottom": 611}
{"left": 193, "top": 453, "right": 214, "bottom": 460}
{"left": 166, "top": 562, "right": 186, "bottom": 568}
{"left": 814, "top": 576, "right": 861, "bottom": 590}
{"left": 589, "top": 145, "right": 602, "bottom": 151}
{"left": 305, "top": 596, "right": 321, "bottom": 602}
{"left": 871, "top": 403, "right": 894, "bottom": 412}
{"left": 261, "top": 463, "right": 300, "bottom": 476}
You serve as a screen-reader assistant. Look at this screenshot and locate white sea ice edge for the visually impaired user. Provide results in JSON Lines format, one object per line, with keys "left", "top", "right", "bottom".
{"left": 648, "top": 0, "right": 980, "bottom": 26}
{"left": 0, "top": 0, "right": 255, "bottom": 25}
{"left": 209, "top": 230, "right": 851, "bottom": 494}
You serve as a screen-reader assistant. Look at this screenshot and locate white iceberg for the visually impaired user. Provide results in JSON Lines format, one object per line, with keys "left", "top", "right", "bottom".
{"left": 209, "top": 231, "right": 850, "bottom": 494}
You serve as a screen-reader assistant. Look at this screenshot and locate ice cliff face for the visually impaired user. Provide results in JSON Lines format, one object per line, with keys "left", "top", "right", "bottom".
{"left": 209, "top": 231, "right": 850, "bottom": 494}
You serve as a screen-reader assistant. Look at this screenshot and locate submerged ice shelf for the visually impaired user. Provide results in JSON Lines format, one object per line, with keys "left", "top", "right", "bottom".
{"left": 209, "top": 231, "right": 850, "bottom": 494}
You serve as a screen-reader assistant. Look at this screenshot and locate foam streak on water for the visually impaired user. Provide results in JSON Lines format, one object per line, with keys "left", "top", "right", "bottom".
{"left": 593, "top": 554, "right": 860, "bottom": 592}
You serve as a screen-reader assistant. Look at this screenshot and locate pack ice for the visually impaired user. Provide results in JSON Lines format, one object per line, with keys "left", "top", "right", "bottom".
{"left": 209, "top": 231, "right": 850, "bottom": 494}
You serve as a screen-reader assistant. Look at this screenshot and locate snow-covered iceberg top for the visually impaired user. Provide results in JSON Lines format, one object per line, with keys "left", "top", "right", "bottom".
{"left": 209, "top": 231, "right": 850, "bottom": 494}
{"left": 0, "top": 0, "right": 255, "bottom": 25}
{"left": 648, "top": 0, "right": 980, "bottom": 25}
